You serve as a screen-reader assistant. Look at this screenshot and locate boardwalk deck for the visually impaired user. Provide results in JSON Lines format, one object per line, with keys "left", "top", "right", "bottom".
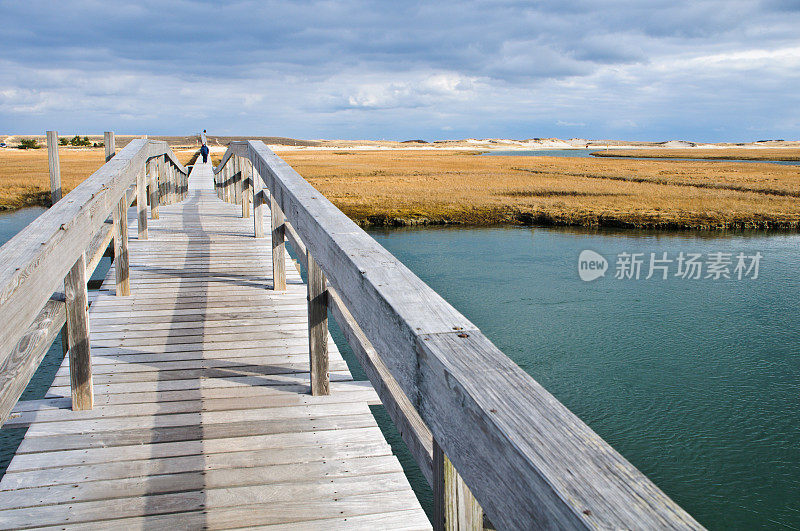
{"left": 0, "top": 162, "right": 430, "bottom": 529}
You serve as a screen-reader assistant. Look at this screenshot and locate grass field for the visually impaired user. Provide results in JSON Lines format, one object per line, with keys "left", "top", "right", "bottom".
{"left": 0, "top": 147, "right": 197, "bottom": 209}
{"left": 2, "top": 147, "right": 799, "bottom": 231}
{"left": 276, "top": 150, "right": 800, "bottom": 230}
{"left": 592, "top": 148, "right": 800, "bottom": 161}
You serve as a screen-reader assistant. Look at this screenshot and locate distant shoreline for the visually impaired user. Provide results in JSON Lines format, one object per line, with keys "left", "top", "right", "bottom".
{"left": 592, "top": 148, "right": 800, "bottom": 161}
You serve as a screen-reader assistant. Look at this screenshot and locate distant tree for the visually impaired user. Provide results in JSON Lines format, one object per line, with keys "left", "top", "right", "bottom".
{"left": 69, "top": 135, "right": 92, "bottom": 147}
{"left": 59, "top": 138, "right": 68, "bottom": 146}
{"left": 19, "top": 139, "right": 39, "bottom": 149}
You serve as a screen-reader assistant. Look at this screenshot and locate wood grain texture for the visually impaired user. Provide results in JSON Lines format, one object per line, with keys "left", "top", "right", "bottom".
{"left": 253, "top": 163, "right": 265, "bottom": 238}
{"left": 0, "top": 139, "right": 185, "bottom": 365}
{"left": 433, "top": 440, "right": 482, "bottom": 531}
{"left": 0, "top": 297, "right": 65, "bottom": 425}
{"left": 220, "top": 140, "right": 701, "bottom": 530}
{"left": 149, "top": 158, "right": 160, "bottom": 220}
{"left": 46, "top": 131, "right": 62, "bottom": 204}
{"left": 328, "top": 286, "right": 433, "bottom": 485}
{"left": 64, "top": 253, "right": 92, "bottom": 410}
{"left": 104, "top": 132, "right": 115, "bottom": 162}
{"left": 271, "top": 194, "right": 287, "bottom": 291}
{"left": 136, "top": 166, "right": 148, "bottom": 240}
{"left": 112, "top": 196, "right": 130, "bottom": 297}
{"left": 242, "top": 156, "right": 251, "bottom": 218}
{"left": 307, "top": 251, "right": 329, "bottom": 396}
{"left": 0, "top": 160, "right": 426, "bottom": 529}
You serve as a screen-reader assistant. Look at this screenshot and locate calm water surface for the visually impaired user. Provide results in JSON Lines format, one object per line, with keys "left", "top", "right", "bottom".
{"left": 361, "top": 226, "right": 799, "bottom": 530}
{"left": 1, "top": 208, "right": 797, "bottom": 529}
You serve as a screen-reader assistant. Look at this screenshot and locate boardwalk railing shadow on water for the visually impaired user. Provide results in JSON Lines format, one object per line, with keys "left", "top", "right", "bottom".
{"left": 0, "top": 135, "right": 705, "bottom": 529}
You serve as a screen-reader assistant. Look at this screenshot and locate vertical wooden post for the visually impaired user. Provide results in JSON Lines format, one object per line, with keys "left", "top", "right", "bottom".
{"left": 433, "top": 440, "right": 484, "bottom": 531}
{"left": 233, "top": 157, "right": 241, "bottom": 206}
{"left": 223, "top": 164, "right": 231, "bottom": 203}
{"left": 307, "top": 251, "right": 329, "bottom": 396}
{"left": 167, "top": 160, "right": 178, "bottom": 204}
{"left": 167, "top": 162, "right": 173, "bottom": 205}
{"left": 242, "top": 158, "right": 251, "bottom": 218}
{"left": 104, "top": 131, "right": 115, "bottom": 162}
{"left": 46, "top": 131, "right": 62, "bottom": 205}
{"left": 150, "top": 158, "right": 160, "bottom": 219}
{"left": 137, "top": 167, "right": 148, "bottom": 240}
{"left": 271, "top": 195, "right": 286, "bottom": 291}
{"left": 113, "top": 196, "right": 130, "bottom": 296}
{"left": 64, "top": 252, "right": 93, "bottom": 410}
{"left": 253, "top": 163, "right": 265, "bottom": 238}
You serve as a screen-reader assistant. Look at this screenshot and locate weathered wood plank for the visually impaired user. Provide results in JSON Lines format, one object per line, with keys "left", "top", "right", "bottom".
{"left": 136, "top": 166, "right": 148, "bottom": 239}
{"left": 0, "top": 159, "right": 425, "bottom": 529}
{"left": 433, "top": 440, "right": 482, "bottom": 531}
{"left": 0, "top": 455, "right": 404, "bottom": 510}
{"left": 225, "top": 140, "right": 701, "bottom": 530}
{"left": 27, "top": 491, "right": 428, "bottom": 531}
{"left": 328, "top": 286, "right": 433, "bottom": 485}
{"left": 0, "top": 297, "right": 65, "bottom": 426}
{"left": 0, "top": 472, "right": 414, "bottom": 528}
{"left": 307, "top": 250, "right": 329, "bottom": 396}
{"left": 46, "top": 131, "right": 62, "bottom": 204}
{"left": 271, "top": 194, "right": 287, "bottom": 291}
{"left": 0, "top": 139, "right": 185, "bottom": 360}
{"left": 148, "top": 157, "right": 160, "bottom": 219}
{"left": 104, "top": 131, "right": 115, "bottom": 162}
{"left": 253, "top": 162, "right": 265, "bottom": 237}
{"left": 112, "top": 196, "right": 130, "bottom": 296}
{"left": 242, "top": 155, "right": 251, "bottom": 218}
{"left": 64, "top": 252, "right": 92, "bottom": 410}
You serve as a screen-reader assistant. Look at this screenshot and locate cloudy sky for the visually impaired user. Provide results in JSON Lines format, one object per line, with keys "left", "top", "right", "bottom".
{"left": 1, "top": 0, "right": 798, "bottom": 141}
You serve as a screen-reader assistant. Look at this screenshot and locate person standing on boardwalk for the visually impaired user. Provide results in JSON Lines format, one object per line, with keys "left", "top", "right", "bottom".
{"left": 200, "top": 142, "right": 209, "bottom": 163}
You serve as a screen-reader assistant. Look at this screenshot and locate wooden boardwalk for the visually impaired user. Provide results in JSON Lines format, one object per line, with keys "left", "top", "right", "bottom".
{"left": 0, "top": 162, "right": 430, "bottom": 529}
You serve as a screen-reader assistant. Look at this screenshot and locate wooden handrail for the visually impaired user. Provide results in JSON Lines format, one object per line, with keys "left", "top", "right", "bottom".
{"left": 0, "top": 139, "right": 189, "bottom": 424}
{"left": 216, "top": 140, "right": 703, "bottom": 530}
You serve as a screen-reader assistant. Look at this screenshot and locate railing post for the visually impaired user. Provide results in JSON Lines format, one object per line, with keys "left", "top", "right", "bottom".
{"left": 226, "top": 162, "right": 233, "bottom": 203}
{"left": 171, "top": 163, "right": 177, "bottom": 204}
{"left": 253, "top": 163, "right": 265, "bottom": 238}
{"left": 166, "top": 163, "right": 172, "bottom": 204}
{"left": 307, "top": 251, "right": 329, "bottom": 396}
{"left": 46, "top": 131, "right": 62, "bottom": 204}
{"left": 64, "top": 252, "right": 93, "bottom": 410}
{"left": 433, "top": 440, "right": 484, "bottom": 531}
{"left": 104, "top": 131, "right": 115, "bottom": 162}
{"left": 242, "top": 157, "right": 251, "bottom": 218}
{"left": 271, "top": 195, "right": 286, "bottom": 291}
{"left": 222, "top": 164, "right": 228, "bottom": 202}
{"left": 234, "top": 156, "right": 243, "bottom": 207}
{"left": 113, "top": 194, "right": 130, "bottom": 296}
{"left": 137, "top": 166, "right": 148, "bottom": 240}
{"left": 149, "top": 158, "right": 160, "bottom": 219}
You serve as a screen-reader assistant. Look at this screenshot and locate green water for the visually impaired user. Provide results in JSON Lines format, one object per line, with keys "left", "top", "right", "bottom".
{"left": 354, "top": 226, "right": 799, "bottom": 530}
{"left": 2, "top": 207, "right": 797, "bottom": 528}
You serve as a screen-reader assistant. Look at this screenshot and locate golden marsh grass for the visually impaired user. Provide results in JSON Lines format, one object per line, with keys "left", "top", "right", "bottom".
{"left": 276, "top": 150, "right": 800, "bottom": 230}
{"left": 2, "top": 147, "right": 799, "bottom": 230}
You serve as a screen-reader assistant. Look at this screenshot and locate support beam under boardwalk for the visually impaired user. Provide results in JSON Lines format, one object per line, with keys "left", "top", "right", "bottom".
{"left": 0, "top": 162, "right": 430, "bottom": 530}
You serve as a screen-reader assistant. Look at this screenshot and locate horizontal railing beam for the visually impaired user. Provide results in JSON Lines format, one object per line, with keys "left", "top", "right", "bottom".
{"left": 0, "top": 138, "right": 188, "bottom": 423}
{"left": 219, "top": 140, "right": 702, "bottom": 530}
